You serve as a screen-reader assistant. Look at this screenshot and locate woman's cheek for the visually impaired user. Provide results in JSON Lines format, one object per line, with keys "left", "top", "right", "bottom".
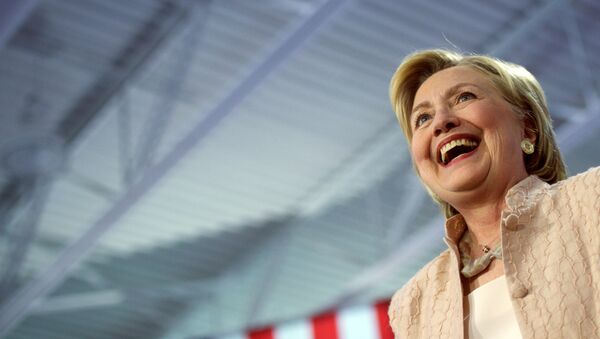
{"left": 411, "top": 138, "right": 428, "bottom": 161}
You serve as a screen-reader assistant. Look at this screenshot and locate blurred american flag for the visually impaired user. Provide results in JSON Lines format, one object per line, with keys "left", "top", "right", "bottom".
{"left": 220, "top": 300, "right": 393, "bottom": 339}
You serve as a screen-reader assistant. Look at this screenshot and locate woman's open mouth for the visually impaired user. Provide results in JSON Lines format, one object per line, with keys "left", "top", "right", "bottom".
{"left": 438, "top": 138, "right": 479, "bottom": 166}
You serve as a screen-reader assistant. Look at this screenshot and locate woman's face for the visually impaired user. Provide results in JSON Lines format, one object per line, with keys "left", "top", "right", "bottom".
{"left": 410, "top": 66, "right": 531, "bottom": 207}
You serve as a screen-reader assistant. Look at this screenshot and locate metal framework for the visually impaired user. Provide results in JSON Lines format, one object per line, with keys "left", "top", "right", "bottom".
{"left": 0, "top": 0, "right": 351, "bottom": 335}
{"left": 0, "top": 0, "right": 38, "bottom": 51}
{"left": 31, "top": 278, "right": 215, "bottom": 315}
{"left": 556, "top": 0, "right": 600, "bottom": 152}
{"left": 0, "top": 0, "right": 198, "bottom": 334}
{"left": 132, "top": 3, "right": 210, "bottom": 176}
{"left": 0, "top": 179, "right": 51, "bottom": 297}
{"left": 57, "top": 0, "right": 195, "bottom": 145}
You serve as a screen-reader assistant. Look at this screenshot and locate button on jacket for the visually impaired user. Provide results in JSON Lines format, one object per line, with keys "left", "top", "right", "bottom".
{"left": 388, "top": 166, "right": 600, "bottom": 338}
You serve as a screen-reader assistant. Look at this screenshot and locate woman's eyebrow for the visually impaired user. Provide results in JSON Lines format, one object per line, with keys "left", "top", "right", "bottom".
{"left": 444, "top": 82, "right": 478, "bottom": 98}
{"left": 411, "top": 82, "right": 479, "bottom": 114}
{"left": 411, "top": 100, "right": 431, "bottom": 115}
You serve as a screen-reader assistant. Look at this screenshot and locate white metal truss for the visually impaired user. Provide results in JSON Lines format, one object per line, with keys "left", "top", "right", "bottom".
{"left": 0, "top": 0, "right": 38, "bottom": 51}
{"left": 556, "top": 0, "right": 600, "bottom": 152}
{"left": 0, "top": 179, "right": 51, "bottom": 299}
{"left": 0, "top": 0, "right": 201, "bottom": 334}
{"left": 31, "top": 278, "right": 215, "bottom": 315}
{"left": 132, "top": 4, "right": 209, "bottom": 177}
{"left": 0, "top": 0, "right": 353, "bottom": 335}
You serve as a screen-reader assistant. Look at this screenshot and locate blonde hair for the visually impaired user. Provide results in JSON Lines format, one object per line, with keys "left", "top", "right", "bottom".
{"left": 389, "top": 49, "right": 567, "bottom": 218}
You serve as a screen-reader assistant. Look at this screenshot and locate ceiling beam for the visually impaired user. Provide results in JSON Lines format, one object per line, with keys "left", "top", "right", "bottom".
{"left": 56, "top": 0, "right": 194, "bottom": 145}
{"left": 485, "top": 0, "right": 565, "bottom": 57}
{"left": 244, "top": 225, "right": 295, "bottom": 327}
{"left": 0, "top": 0, "right": 38, "bottom": 51}
{"left": 556, "top": 102, "right": 600, "bottom": 153}
{"left": 30, "top": 279, "right": 214, "bottom": 315}
{"left": 0, "top": 179, "right": 50, "bottom": 300}
{"left": 561, "top": 0, "right": 598, "bottom": 108}
{"left": 132, "top": 3, "right": 209, "bottom": 177}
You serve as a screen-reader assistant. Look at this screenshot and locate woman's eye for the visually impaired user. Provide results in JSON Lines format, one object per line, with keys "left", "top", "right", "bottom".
{"left": 457, "top": 92, "right": 475, "bottom": 103}
{"left": 414, "top": 113, "right": 431, "bottom": 128}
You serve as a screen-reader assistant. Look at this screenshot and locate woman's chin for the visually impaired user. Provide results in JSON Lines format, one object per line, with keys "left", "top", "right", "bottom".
{"left": 440, "top": 175, "right": 487, "bottom": 196}
{"left": 432, "top": 161, "right": 491, "bottom": 200}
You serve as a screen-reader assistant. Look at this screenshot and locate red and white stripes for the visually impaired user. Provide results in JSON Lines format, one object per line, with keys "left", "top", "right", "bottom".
{"left": 221, "top": 300, "right": 393, "bottom": 339}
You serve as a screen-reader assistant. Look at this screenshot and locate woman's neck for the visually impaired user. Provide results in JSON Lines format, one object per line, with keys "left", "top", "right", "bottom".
{"left": 452, "top": 170, "right": 529, "bottom": 244}
{"left": 458, "top": 203, "right": 503, "bottom": 245}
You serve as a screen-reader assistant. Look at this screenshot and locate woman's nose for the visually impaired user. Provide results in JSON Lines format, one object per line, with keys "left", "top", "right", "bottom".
{"left": 433, "top": 111, "right": 460, "bottom": 137}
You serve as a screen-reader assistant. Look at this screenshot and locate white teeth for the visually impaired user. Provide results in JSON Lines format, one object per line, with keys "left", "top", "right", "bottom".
{"left": 440, "top": 138, "right": 478, "bottom": 164}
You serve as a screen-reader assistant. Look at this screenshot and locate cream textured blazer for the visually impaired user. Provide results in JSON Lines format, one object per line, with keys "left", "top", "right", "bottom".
{"left": 388, "top": 166, "right": 600, "bottom": 339}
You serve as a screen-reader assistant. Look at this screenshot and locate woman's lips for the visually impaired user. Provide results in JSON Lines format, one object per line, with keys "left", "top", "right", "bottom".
{"left": 435, "top": 133, "right": 480, "bottom": 166}
{"left": 439, "top": 145, "right": 479, "bottom": 168}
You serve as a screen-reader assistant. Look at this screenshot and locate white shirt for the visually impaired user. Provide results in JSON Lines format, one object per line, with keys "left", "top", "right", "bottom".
{"left": 467, "top": 275, "right": 523, "bottom": 339}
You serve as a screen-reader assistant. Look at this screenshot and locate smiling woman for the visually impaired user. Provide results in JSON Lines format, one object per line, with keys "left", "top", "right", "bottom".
{"left": 410, "top": 66, "right": 533, "bottom": 214}
{"left": 386, "top": 50, "right": 600, "bottom": 339}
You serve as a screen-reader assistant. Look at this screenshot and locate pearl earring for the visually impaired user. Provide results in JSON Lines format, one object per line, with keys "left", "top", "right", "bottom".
{"left": 520, "top": 139, "right": 534, "bottom": 154}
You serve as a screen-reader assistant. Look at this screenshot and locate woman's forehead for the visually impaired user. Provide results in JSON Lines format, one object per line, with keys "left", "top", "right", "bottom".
{"left": 414, "top": 66, "right": 491, "bottom": 103}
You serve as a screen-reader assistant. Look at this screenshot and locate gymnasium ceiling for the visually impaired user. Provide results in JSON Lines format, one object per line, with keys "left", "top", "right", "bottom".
{"left": 0, "top": 0, "right": 599, "bottom": 338}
